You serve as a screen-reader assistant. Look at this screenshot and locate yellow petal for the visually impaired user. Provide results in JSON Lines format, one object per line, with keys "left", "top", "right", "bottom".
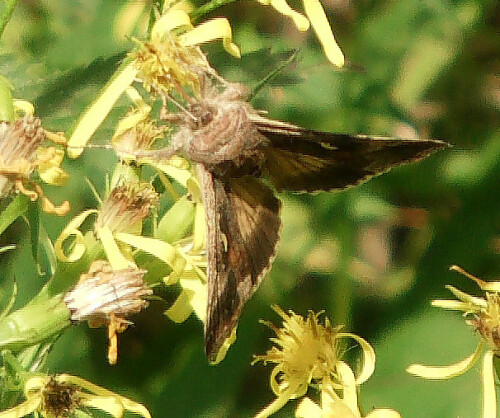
{"left": 156, "top": 196, "right": 196, "bottom": 243}
{"left": 431, "top": 299, "right": 474, "bottom": 311}
{"left": 153, "top": 158, "right": 192, "bottom": 188}
{"left": 68, "top": 61, "right": 138, "bottom": 158}
{"left": 115, "top": 232, "right": 186, "bottom": 273}
{"left": 165, "top": 289, "right": 194, "bottom": 323}
{"left": 329, "top": 401, "right": 357, "bottom": 418}
{"left": 0, "top": 396, "right": 41, "bottom": 417}
{"left": 58, "top": 374, "right": 151, "bottom": 418}
{"left": 337, "top": 332, "right": 376, "bottom": 385}
{"left": 444, "top": 285, "right": 487, "bottom": 308}
{"left": 151, "top": 9, "right": 193, "bottom": 42}
{"left": 13, "top": 100, "right": 35, "bottom": 117}
{"left": 406, "top": 342, "right": 484, "bottom": 379}
{"left": 482, "top": 350, "right": 496, "bottom": 418}
{"left": 366, "top": 409, "right": 402, "bottom": 418}
{"left": 295, "top": 397, "right": 322, "bottom": 418}
{"left": 449, "top": 265, "right": 500, "bottom": 293}
{"left": 97, "top": 227, "right": 135, "bottom": 270}
{"left": 37, "top": 148, "right": 69, "bottom": 186}
{"left": 180, "top": 276, "right": 207, "bottom": 321}
{"left": 255, "top": 384, "right": 301, "bottom": 418}
{"left": 258, "top": 0, "right": 310, "bottom": 31}
{"left": 179, "top": 18, "right": 241, "bottom": 58}
{"left": 55, "top": 209, "right": 98, "bottom": 262}
{"left": 25, "top": 376, "right": 49, "bottom": 392}
{"left": 113, "top": 0, "right": 148, "bottom": 42}
{"left": 111, "top": 105, "right": 151, "bottom": 143}
{"left": 301, "top": 0, "right": 345, "bottom": 67}
{"left": 474, "top": 280, "right": 500, "bottom": 293}
{"left": 192, "top": 202, "right": 206, "bottom": 253}
{"left": 82, "top": 395, "right": 124, "bottom": 417}
{"left": 210, "top": 326, "right": 237, "bottom": 365}
{"left": 166, "top": 275, "right": 207, "bottom": 324}
{"left": 336, "top": 362, "right": 360, "bottom": 416}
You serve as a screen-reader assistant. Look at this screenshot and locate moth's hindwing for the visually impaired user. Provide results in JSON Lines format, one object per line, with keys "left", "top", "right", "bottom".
{"left": 198, "top": 165, "right": 281, "bottom": 362}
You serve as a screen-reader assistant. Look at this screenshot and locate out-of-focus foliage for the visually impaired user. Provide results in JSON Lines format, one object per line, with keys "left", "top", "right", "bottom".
{"left": 0, "top": 0, "right": 498, "bottom": 416}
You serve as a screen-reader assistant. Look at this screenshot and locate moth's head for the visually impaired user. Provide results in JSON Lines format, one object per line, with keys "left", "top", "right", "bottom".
{"left": 187, "top": 101, "right": 216, "bottom": 130}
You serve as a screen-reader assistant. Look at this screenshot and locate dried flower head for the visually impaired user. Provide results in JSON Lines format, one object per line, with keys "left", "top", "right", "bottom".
{"left": 95, "top": 182, "right": 159, "bottom": 235}
{"left": 0, "top": 373, "right": 151, "bottom": 418}
{"left": 0, "top": 116, "right": 69, "bottom": 214}
{"left": 41, "top": 377, "right": 79, "bottom": 417}
{"left": 253, "top": 306, "right": 375, "bottom": 417}
{"left": 64, "top": 260, "right": 152, "bottom": 364}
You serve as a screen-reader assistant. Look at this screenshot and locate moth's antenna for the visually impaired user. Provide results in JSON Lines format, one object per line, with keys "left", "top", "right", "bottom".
{"left": 65, "top": 143, "right": 116, "bottom": 152}
{"left": 134, "top": 145, "right": 176, "bottom": 161}
{"left": 147, "top": 80, "right": 197, "bottom": 123}
{"left": 164, "top": 93, "right": 197, "bottom": 122}
{"left": 85, "top": 176, "right": 102, "bottom": 205}
{"left": 248, "top": 49, "right": 298, "bottom": 102}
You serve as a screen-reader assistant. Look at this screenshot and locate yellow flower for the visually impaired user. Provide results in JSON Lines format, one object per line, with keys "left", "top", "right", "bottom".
{"left": 133, "top": 8, "right": 239, "bottom": 97}
{"left": 67, "top": 8, "right": 240, "bottom": 158}
{"left": 0, "top": 115, "right": 69, "bottom": 215}
{"left": 64, "top": 260, "right": 152, "bottom": 364}
{"left": 253, "top": 306, "right": 376, "bottom": 417}
{"left": 407, "top": 265, "right": 500, "bottom": 418}
{"left": 0, "top": 373, "right": 151, "bottom": 417}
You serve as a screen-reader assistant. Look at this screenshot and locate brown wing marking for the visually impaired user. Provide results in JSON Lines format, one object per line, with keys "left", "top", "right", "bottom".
{"left": 198, "top": 165, "right": 281, "bottom": 362}
{"left": 252, "top": 116, "right": 448, "bottom": 193}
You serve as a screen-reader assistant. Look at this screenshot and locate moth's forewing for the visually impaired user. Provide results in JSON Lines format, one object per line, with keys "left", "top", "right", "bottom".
{"left": 198, "top": 165, "right": 281, "bottom": 362}
{"left": 252, "top": 115, "right": 448, "bottom": 193}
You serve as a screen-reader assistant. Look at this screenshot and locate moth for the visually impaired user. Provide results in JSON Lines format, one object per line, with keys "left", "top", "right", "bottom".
{"left": 147, "top": 81, "right": 447, "bottom": 362}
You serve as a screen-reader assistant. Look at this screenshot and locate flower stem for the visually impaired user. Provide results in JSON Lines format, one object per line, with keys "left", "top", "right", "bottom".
{"left": 190, "top": 0, "right": 239, "bottom": 22}
{"left": 0, "top": 295, "right": 70, "bottom": 352}
{"left": 0, "top": 0, "right": 20, "bottom": 39}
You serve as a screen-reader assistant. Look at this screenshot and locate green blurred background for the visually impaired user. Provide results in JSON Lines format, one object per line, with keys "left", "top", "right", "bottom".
{"left": 0, "top": 0, "right": 498, "bottom": 416}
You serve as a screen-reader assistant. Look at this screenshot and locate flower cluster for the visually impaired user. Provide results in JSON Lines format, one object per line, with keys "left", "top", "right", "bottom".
{"left": 0, "top": 1, "right": 349, "bottom": 416}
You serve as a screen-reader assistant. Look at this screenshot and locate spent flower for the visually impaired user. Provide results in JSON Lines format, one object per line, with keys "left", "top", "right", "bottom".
{"left": 55, "top": 180, "right": 159, "bottom": 268}
{"left": 0, "top": 373, "right": 150, "bottom": 417}
{"left": 95, "top": 182, "right": 159, "bottom": 235}
{"left": 64, "top": 260, "right": 152, "bottom": 364}
{"left": 0, "top": 115, "right": 69, "bottom": 215}
{"left": 407, "top": 265, "right": 500, "bottom": 418}
{"left": 0, "top": 260, "right": 151, "bottom": 363}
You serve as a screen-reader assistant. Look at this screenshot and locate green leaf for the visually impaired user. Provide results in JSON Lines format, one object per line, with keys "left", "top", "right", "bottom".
{"left": 0, "top": 74, "right": 14, "bottom": 122}
{"left": 0, "top": 194, "right": 29, "bottom": 236}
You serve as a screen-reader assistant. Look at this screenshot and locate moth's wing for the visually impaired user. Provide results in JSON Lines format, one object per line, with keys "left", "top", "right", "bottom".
{"left": 198, "top": 165, "right": 281, "bottom": 362}
{"left": 252, "top": 115, "right": 448, "bottom": 193}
